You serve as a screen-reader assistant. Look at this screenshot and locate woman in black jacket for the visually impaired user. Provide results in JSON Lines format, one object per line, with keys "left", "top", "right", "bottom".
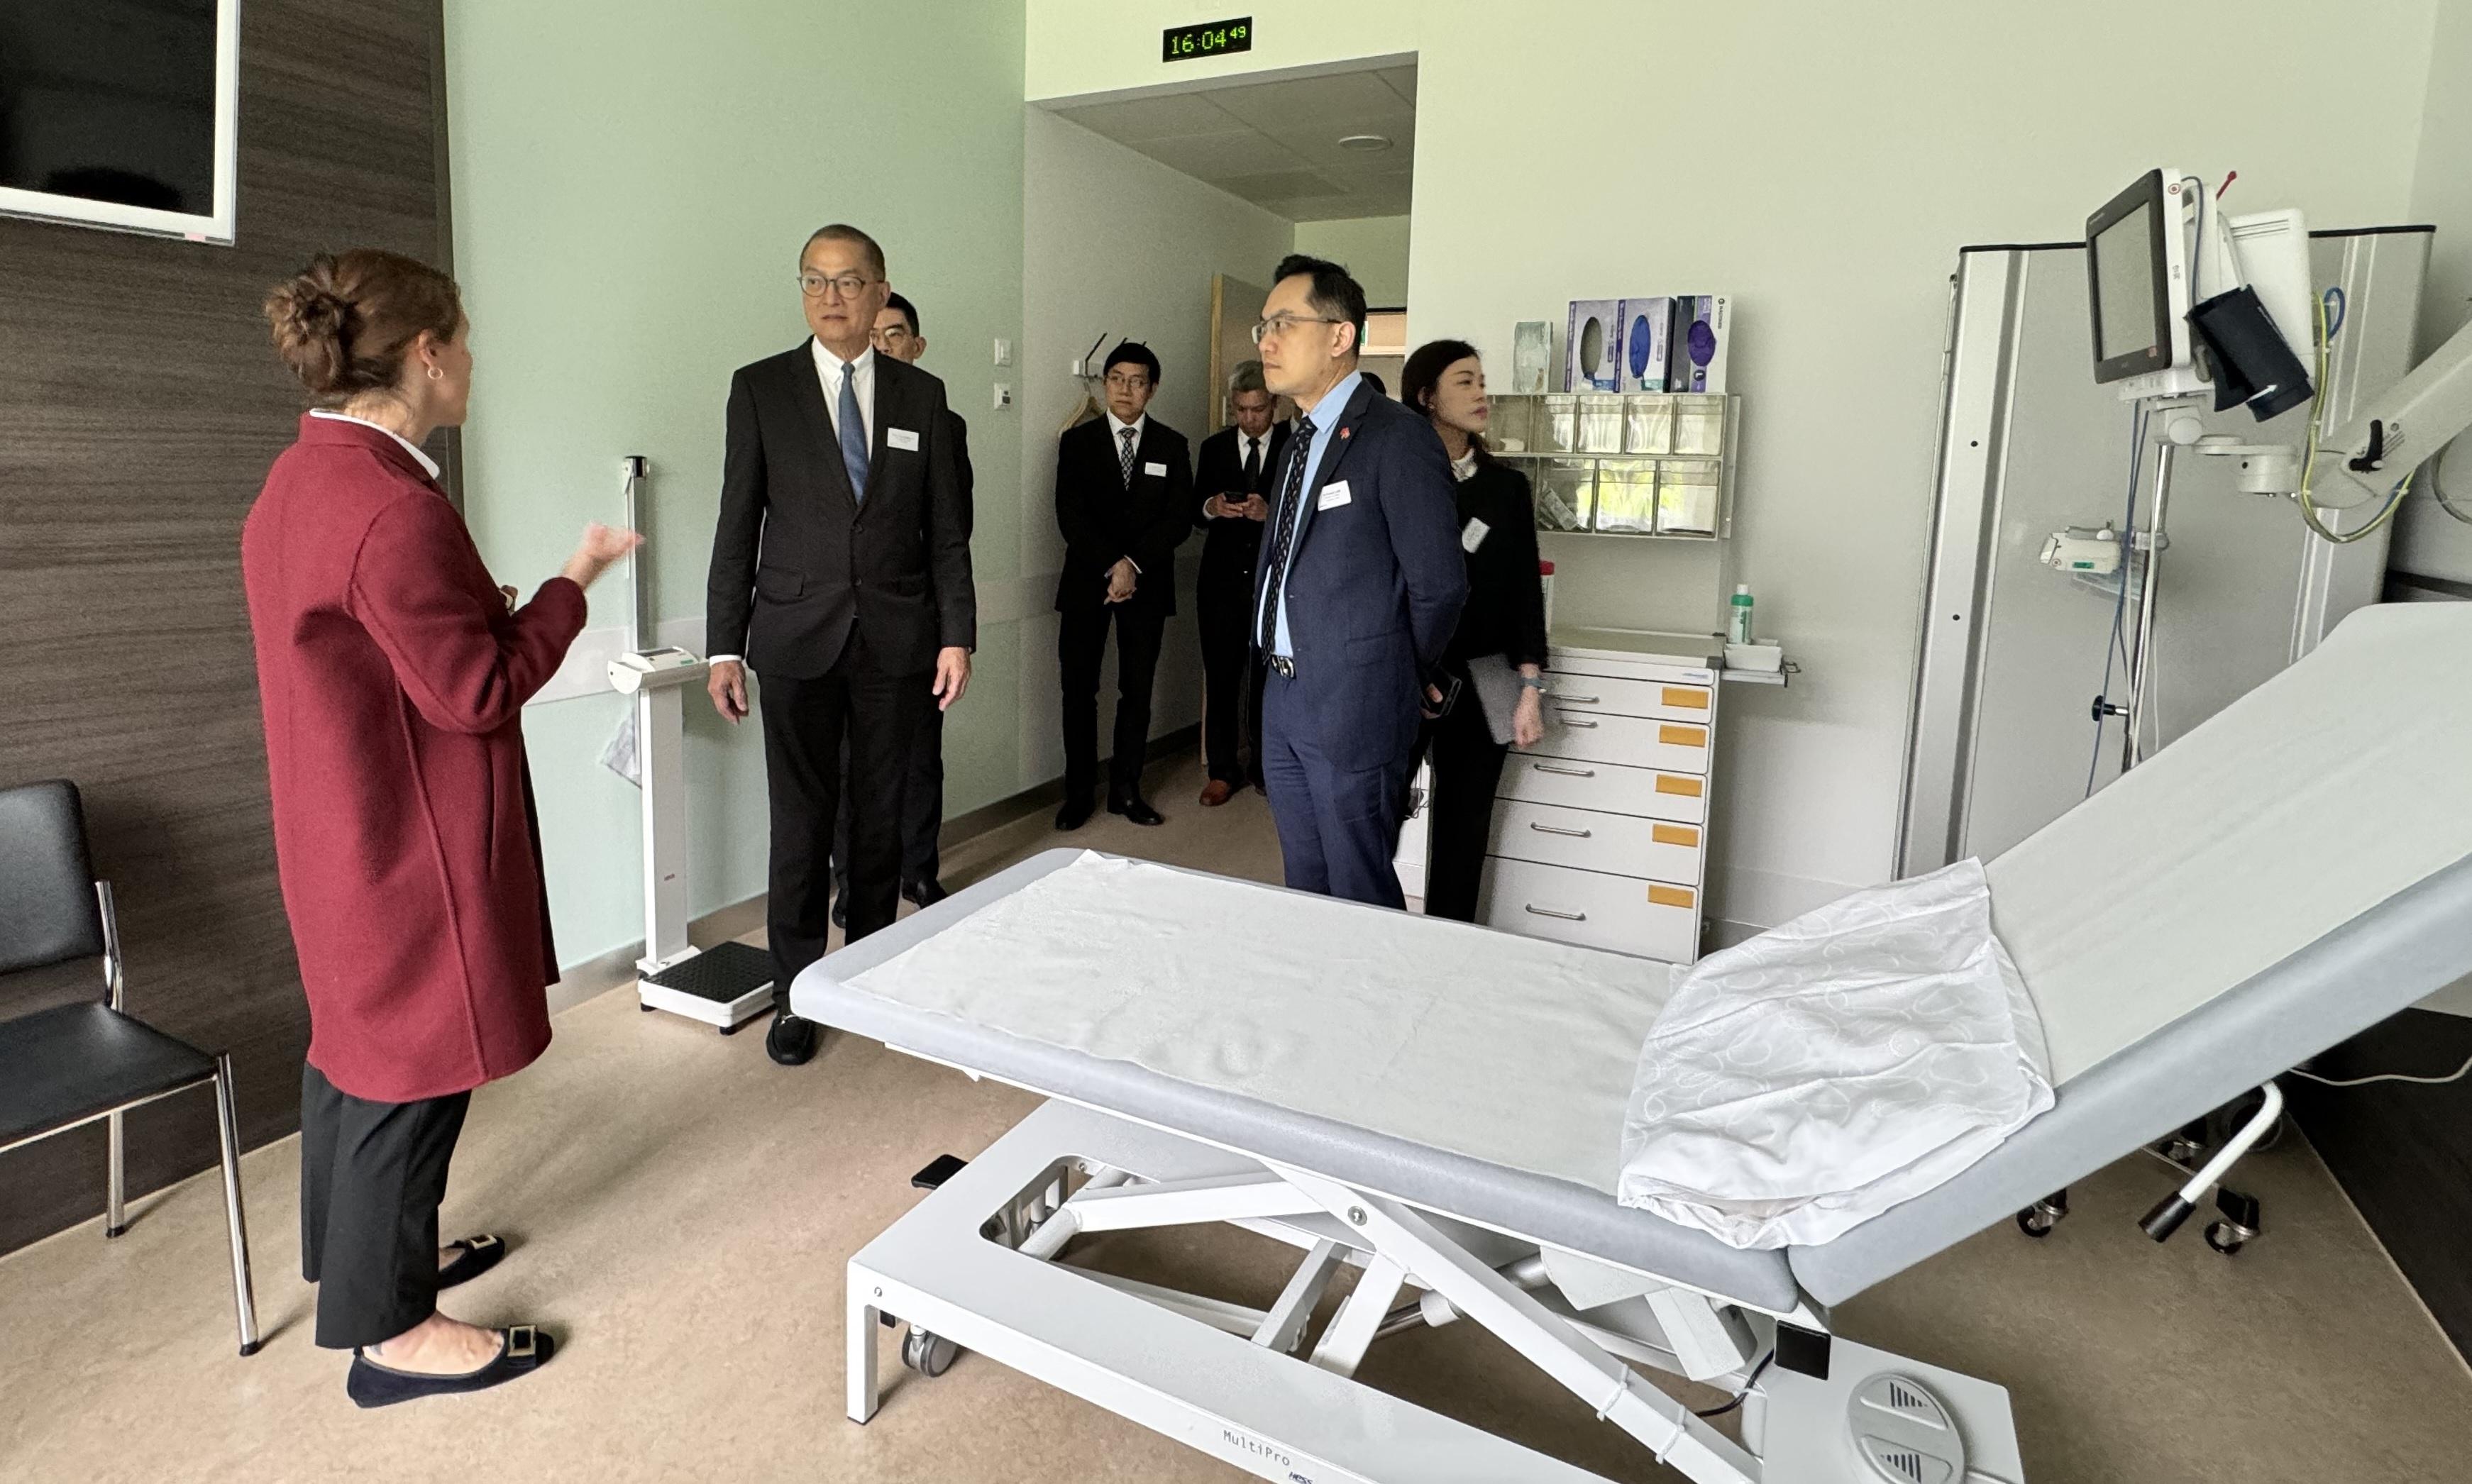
{"left": 1402, "top": 339, "right": 1549, "bottom": 922}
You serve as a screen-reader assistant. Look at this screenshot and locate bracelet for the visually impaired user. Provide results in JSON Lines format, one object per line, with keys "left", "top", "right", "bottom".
{"left": 1518, "top": 674, "right": 1547, "bottom": 692}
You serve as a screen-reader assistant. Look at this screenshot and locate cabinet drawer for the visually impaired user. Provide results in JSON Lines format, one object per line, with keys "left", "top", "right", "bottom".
{"left": 1537, "top": 710, "right": 1711, "bottom": 773}
{"left": 1540, "top": 673, "right": 1713, "bottom": 723}
{"left": 1487, "top": 801, "right": 1703, "bottom": 885}
{"left": 1479, "top": 858, "right": 1701, "bottom": 964}
{"left": 1499, "top": 755, "right": 1707, "bottom": 824}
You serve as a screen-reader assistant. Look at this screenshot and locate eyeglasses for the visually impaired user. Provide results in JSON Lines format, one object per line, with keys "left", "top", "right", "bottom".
{"left": 1251, "top": 314, "right": 1345, "bottom": 345}
{"left": 798, "top": 271, "right": 878, "bottom": 299}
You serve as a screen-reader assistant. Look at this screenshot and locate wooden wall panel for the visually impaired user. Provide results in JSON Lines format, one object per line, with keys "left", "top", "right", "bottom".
{"left": 0, "top": 0, "right": 453, "bottom": 1253}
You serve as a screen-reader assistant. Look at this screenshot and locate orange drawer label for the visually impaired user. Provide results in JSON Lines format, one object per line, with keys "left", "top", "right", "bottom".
{"left": 1648, "top": 885, "right": 1696, "bottom": 909}
{"left": 1655, "top": 775, "right": 1704, "bottom": 797}
{"left": 1652, "top": 824, "right": 1699, "bottom": 848}
{"left": 1660, "top": 724, "right": 1708, "bottom": 748}
{"left": 1662, "top": 687, "right": 1710, "bottom": 710}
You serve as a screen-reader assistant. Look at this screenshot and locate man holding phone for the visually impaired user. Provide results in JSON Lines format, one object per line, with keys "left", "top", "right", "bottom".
{"left": 1191, "top": 360, "right": 1287, "bottom": 806}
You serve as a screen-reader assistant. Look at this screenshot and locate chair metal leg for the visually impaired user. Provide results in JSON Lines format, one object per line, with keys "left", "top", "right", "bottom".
{"left": 211, "top": 1055, "right": 261, "bottom": 1357}
{"left": 106, "top": 1109, "right": 127, "bottom": 1239}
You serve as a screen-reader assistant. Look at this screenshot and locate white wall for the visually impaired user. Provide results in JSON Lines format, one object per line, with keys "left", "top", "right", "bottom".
{"left": 2387, "top": 0, "right": 2472, "bottom": 586}
{"left": 1017, "top": 107, "right": 1296, "bottom": 791}
{"left": 1295, "top": 215, "right": 1411, "bottom": 306}
{"left": 1030, "top": 0, "right": 2444, "bottom": 929}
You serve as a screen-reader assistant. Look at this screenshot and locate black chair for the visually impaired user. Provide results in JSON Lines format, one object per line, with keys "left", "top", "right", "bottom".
{"left": 0, "top": 780, "right": 260, "bottom": 1355}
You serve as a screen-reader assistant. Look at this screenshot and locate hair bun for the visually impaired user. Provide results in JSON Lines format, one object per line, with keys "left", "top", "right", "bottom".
{"left": 263, "top": 249, "right": 465, "bottom": 404}
{"left": 265, "top": 262, "right": 358, "bottom": 397}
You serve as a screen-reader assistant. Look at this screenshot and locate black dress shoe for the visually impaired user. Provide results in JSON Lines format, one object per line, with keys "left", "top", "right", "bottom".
{"left": 903, "top": 879, "right": 949, "bottom": 909}
{"left": 347, "top": 1325, "right": 556, "bottom": 1409}
{"left": 1056, "top": 797, "right": 1095, "bottom": 831}
{"left": 1108, "top": 794, "right": 1166, "bottom": 827}
{"left": 766, "top": 1010, "right": 820, "bottom": 1066}
{"left": 436, "top": 1234, "right": 506, "bottom": 1290}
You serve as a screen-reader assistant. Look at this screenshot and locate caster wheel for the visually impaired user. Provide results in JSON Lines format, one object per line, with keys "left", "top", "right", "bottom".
{"left": 2015, "top": 1190, "right": 2068, "bottom": 1239}
{"left": 639, "top": 1002, "right": 654, "bottom": 1013}
{"left": 903, "top": 1328, "right": 958, "bottom": 1378}
{"left": 2204, "top": 1221, "right": 2248, "bottom": 1256}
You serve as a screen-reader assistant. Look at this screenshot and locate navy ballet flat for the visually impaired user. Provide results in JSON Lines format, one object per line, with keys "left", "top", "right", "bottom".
{"left": 346, "top": 1324, "right": 556, "bottom": 1408}
{"left": 436, "top": 1234, "right": 506, "bottom": 1290}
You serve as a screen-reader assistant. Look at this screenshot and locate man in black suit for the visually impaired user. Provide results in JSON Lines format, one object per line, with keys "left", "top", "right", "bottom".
{"left": 1052, "top": 343, "right": 1192, "bottom": 829}
{"left": 1252, "top": 254, "right": 1466, "bottom": 906}
{"left": 827, "top": 291, "right": 969, "bottom": 925}
{"left": 1191, "top": 359, "right": 1287, "bottom": 807}
{"left": 705, "top": 225, "right": 974, "bottom": 1067}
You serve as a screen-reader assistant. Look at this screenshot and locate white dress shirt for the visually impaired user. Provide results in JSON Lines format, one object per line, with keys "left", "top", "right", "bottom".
{"left": 715, "top": 343, "right": 881, "bottom": 668}
{"left": 1103, "top": 411, "right": 1149, "bottom": 571}
{"left": 1451, "top": 447, "right": 1480, "bottom": 482}
{"left": 1232, "top": 429, "right": 1272, "bottom": 499}
{"left": 309, "top": 409, "right": 440, "bottom": 479}
{"left": 812, "top": 339, "right": 878, "bottom": 448}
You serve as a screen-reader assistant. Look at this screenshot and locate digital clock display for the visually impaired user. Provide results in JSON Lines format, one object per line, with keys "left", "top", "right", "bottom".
{"left": 1162, "top": 18, "right": 1252, "bottom": 63}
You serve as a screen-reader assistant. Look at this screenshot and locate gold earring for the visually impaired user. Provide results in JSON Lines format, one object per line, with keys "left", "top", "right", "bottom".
{"left": 426, "top": 366, "right": 444, "bottom": 382}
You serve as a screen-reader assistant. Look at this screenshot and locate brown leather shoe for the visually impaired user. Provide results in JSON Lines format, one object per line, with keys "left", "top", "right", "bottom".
{"left": 1199, "top": 780, "right": 1234, "bottom": 807}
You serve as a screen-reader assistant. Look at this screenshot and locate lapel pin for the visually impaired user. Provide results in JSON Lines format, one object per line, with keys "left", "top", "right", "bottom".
{"left": 1340, "top": 427, "right": 1352, "bottom": 440}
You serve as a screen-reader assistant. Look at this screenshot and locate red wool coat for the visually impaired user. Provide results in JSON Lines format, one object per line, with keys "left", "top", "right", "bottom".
{"left": 243, "top": 414, "right": 586, "bottom": 1102}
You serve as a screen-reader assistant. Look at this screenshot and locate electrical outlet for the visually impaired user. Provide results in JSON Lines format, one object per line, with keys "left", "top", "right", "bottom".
{"left": 993, "top": 382, "right": 1012, "bottom": 410}
{"left": 993, "top": 338, "right": 1012, "bottom": 367}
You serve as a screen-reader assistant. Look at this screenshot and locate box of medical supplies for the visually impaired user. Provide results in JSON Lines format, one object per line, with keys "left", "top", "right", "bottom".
{"left": 1565, "top": 299, "right": 1621, "bottom": 391}
{"left": 1669, "top": 295, "right": 1730, "bottom": 393}
{"left": 1617, "top": 297, "right": 1675, "bottom": 391}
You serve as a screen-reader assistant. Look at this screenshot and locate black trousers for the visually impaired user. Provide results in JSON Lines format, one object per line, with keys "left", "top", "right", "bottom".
{"left": 1059, "top": 599, "right": 1167, "bottom": 804}
{"left": 832, "top": 687, "right": 944, "bottom": 898}
{"left": 1197, "top": 572, "right": 1264, "bottom": 787}
{"left": 1421, "top": 684, "right": 1512, "bottom": 923}
{"left": 299, "top": 1063, "right": 470, "bottom": 1350}
{"left": 759, "top": 636, "right": 926, "bottom": 1000}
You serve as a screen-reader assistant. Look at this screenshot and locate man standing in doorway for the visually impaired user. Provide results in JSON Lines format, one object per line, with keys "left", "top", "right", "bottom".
{"left": 706, "top": 226, "right": 974, "bottom": 1067}
{"left": 827, "top": 292, "right": 972, "bottom": 925}
{"left": 1191, "top": 360, "right": 1286, "bottom": 806}
{"left": 1052, "top": 342, "right": 1193, "bottom": 830}
{"left": 1251, "top": 254, "right": 1464, "bottom": 906}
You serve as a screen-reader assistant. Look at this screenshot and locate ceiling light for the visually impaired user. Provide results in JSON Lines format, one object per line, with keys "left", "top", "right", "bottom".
{"left": 1337, "top": 133, "right": 1391, "bottom": 153}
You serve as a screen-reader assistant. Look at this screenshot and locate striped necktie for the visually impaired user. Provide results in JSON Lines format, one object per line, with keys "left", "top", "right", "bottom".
{"left": 1118, "top": 426, "right": 1137, "bottom": 488}
{"left": 1255, "top": 416, "right": 1317, "bottom": 653}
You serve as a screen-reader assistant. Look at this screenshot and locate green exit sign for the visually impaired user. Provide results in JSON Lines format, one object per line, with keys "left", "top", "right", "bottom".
{"left": 1163, "top": 17, "right": 1252, "bottom": 63}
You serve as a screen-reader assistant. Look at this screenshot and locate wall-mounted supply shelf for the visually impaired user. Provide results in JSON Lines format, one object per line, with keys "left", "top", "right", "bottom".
{"left": 1485, "top": 392, "right": 1741, "bottom": 540}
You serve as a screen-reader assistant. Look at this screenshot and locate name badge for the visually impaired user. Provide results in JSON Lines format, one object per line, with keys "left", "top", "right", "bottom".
{"left": 1143, "top": 461, "right": 1168, "bottom": 477}
{"left": 886, "top": 428, "right": 920, "bottom": 451}
{"left": 1462, "top": 516, "right": 1491, "bottom": 553}
{"left": 1317, "top": 481, "right": 1352, "bottom": 511}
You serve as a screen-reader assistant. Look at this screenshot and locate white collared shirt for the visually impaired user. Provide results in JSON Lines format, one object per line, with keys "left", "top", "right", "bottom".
{"left": 811, "top": 339, "right": 877, "bottom": 448}
{"left": 1451, "top": 448, "right": 1480, "bottom": 482}
{"left": 309, "top": 409, "right": 440, "bottom": 479}
{"left": 1239, "top": 429, "right": 1271, "bottom": 481}
{"left": 1105, "top": 410, "right": 1148, "bottom": 448}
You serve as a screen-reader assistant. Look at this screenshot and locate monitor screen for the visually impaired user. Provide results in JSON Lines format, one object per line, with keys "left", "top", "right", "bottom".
{"left": 0, "top": 0, "right": 234, "bottom": 240}
{"left": 2092, "top": 202, "right": 2159, "bottom": 364}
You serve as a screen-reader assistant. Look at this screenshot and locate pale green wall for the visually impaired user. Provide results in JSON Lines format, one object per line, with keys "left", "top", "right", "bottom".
{"left": 446, "top": 0, "right": 1027, "bottom": 968}
{"left": 1293, "top": 215, "right": 1410, "bottom": 306}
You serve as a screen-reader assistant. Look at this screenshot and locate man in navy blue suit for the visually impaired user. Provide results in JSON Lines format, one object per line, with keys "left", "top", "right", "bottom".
{"left": 1250, "top": 255, "right": 1467, "bottom": 907}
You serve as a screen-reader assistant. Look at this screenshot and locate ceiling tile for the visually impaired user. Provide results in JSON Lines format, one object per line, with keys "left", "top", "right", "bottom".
{"left": 1205, "top": 70, "right": 1408, "bottom": 133}
{"left": 1132, "top": 129, "right": 1309, "bottom": 181}
{"left": 1269, "top": 117, "right": 1416, "bottom": 170}
{"left": 1216, "top": 169, "right": 1347, "bottom": 201}
{"left": 1054, "top": 92, "right": 1240, "bottom": 143}
{"left": 1377, "top": 67, "right": 1418, "bottom": 105}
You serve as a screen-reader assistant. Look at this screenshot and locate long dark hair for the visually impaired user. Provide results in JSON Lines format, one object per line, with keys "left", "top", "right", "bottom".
{"left": 1402, "top": 338, "right": 1486, "bottom": 460}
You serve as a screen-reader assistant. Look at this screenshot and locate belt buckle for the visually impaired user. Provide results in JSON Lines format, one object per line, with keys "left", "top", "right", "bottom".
{"left": 1269, "top": 655, "right": 1295, "bottom": 678}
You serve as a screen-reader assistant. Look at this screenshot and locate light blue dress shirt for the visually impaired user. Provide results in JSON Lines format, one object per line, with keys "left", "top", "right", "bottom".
{"left": 1259, "top": 370, "right": 1363, "bottom": 660}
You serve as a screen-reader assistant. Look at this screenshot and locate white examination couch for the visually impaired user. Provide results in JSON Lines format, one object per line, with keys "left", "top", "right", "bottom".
{"left": 793, "top": 603, "right": 2472, "bottom": 1483}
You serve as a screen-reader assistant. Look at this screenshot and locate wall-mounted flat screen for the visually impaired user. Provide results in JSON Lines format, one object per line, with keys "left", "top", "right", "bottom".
{"left": 0, "top": 0, "right": 240, "bottom": 243}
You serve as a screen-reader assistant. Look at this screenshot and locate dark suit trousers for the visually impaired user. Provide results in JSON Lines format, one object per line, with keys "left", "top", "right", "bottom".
{"left": 1059, "top": 599, "right": 1167, "bottom": 802}
{"left": 759, "top": 636, "right": 925, "bottom": 1000}
{"left": 1261, "top": 667, "right": 1408, "bottom": 908}
{"left": 299, "top": 1062, "right": 470, "bottom": 1349}
{"left": 1197, "top": 571, "right": 1264, "bottom": 787}
{"left": 1420, "top": 692, "right": 1511, "bottom": 922}
{"left": 832, "top": 691, "right": 944, "bottom": 897}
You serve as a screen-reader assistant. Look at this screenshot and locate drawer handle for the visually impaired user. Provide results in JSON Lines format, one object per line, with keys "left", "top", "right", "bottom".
{"left": 1533, "top": 763, "right": 1596, "bottom": 778}
{"left": 1552, "top": 692, "right": 1601, "bottom": 704}
{"left": 1530, "top": 822, "right": 1593, "bottom": 838}
{"left": 1524, "top": 904, "right": 1588, "bottom": 922}
{"left": 1557, "top": 716, "right": 1601, "bottom": 729}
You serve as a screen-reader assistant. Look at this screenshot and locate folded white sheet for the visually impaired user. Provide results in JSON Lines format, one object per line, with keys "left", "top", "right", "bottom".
{"left": 1617, "top": 860, "right": 2053, "bottom": 1249}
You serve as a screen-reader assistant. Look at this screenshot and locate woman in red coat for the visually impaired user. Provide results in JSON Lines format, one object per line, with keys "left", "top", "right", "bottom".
{"left": 244, "top": 249, "right": 636, "bottom": 1407}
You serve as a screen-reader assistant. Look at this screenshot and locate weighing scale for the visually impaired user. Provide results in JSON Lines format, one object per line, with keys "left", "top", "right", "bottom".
{"left": 606, "top": 455, "right": 776, "bottom": 1032}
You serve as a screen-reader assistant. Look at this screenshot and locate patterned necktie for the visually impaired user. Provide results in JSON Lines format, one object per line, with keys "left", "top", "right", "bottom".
{"left": 1242, "top": 436, "right": 1262, "bottom": 489}
{"left": 837, "top": 360, "right": 869, "bottom": 503}
{"left": 1255, "top": 416, "right": 1318, "bottom": 653}
{"left": 1118, "top": 426, "right": 1137, "bottom": 488}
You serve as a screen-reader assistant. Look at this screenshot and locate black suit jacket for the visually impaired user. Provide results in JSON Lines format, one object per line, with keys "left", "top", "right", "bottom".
{"left": 1444, "top": 458, "right": 1550, "bottom": 670}
{"left": 1192, "top": 421, "right": 1291, "bottom": 591}
{"left": 706, "top": 343, "right": 974, "bottom": 679}
{"left": 1053, "top": 416, "right": 1193, "bottom": 616}
{"left": 1249, "top": 380, "right": 1467, "bottom": 770}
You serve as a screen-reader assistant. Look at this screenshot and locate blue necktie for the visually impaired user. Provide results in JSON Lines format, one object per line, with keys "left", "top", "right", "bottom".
{"left": 837, "top": 360, "right": 869, "bottom": 503}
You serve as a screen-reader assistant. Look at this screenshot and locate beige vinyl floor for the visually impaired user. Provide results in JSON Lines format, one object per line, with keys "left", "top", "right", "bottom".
{"left": 4, "top": 750, "right": 2470, "bottom": 1483}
